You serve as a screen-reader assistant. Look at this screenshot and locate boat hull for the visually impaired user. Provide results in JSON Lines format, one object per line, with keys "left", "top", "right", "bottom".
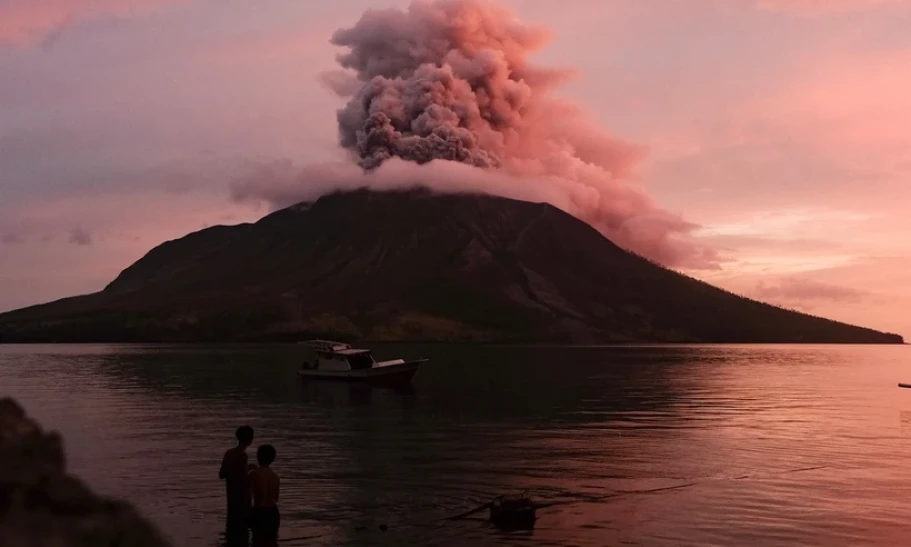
{"left": 297, "top": 359, "right": 425, "bottom": 386}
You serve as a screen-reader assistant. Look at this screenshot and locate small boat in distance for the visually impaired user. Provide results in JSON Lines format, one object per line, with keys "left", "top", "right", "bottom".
{"left": 297, "top": 340, "right": 425, "bottom": 385}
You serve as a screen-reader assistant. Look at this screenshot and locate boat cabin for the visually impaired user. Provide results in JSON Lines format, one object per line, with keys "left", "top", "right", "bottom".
{"left": 301, "top": 340, "right": 378, "bottom": 371}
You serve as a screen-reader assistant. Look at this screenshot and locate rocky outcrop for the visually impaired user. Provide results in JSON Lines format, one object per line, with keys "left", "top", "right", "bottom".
{"left": 0, "top": 398, "right": 170, "bottom": 547}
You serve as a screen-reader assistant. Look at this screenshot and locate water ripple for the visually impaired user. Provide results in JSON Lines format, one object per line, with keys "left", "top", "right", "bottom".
{"left": 2, "top": 343, "right": 910, "bottom": 546}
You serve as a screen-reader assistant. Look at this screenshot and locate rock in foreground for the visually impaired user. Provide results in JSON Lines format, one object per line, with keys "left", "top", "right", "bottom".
{"left": 0, "top": 398, "right": 170, "bottom": 547}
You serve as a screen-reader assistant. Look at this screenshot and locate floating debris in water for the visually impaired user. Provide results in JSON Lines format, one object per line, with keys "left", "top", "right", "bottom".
{"left": 489, "top": 495, "right": 537, "bottom": 530}
{"left": 443, "top": 493, "right": 540, "bottom": 531}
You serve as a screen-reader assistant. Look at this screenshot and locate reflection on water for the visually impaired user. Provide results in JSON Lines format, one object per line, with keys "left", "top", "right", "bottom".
{"left": 2, "top": 343, "right": 911, "bottom": 546}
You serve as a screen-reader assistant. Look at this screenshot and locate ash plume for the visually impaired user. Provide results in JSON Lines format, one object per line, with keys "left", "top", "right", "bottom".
{"left": 327, "top": 0, "right": 597, "bottom": 174}
{"left": 241, "top": 0, "right": 720, "bottom": 269}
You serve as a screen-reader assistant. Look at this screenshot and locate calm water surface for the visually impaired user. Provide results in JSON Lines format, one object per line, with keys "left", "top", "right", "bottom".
{"left": 2, "top": 343, "right": 911, "bottom": 546}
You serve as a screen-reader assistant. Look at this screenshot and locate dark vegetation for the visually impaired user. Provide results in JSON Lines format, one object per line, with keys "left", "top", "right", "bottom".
{"left": 0, "top": 189, "right": 902, "bottom": 344}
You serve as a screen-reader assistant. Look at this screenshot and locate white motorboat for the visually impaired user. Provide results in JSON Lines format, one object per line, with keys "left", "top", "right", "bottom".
{"left": 297, "top": 340, "right": 425, "bottom": 385}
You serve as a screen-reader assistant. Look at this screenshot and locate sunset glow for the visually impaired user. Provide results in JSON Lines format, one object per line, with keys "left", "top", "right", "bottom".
{"left": 1, "top": 0, "right": 909, "bottom": 336}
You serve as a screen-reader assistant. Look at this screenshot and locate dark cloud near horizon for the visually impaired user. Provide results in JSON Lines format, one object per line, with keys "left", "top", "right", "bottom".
{"left": 755, "top": 277, "right": 866, "bottom": 305}
{"left": 68, "top": 227, "right": 93, "bottom": 246}
{"left": 1, "top": 231, "right": 24, "bottom": 245}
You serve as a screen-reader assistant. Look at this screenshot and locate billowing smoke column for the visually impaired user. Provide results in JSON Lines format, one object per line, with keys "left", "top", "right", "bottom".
{"left": 328, "top": 0, "right": 623, "bottom": 173}
{"left": 241, "top": 0, "right": 718, "bottom": 269}
{"left": 329, "top": 0, "right": 556, "bottom": 172}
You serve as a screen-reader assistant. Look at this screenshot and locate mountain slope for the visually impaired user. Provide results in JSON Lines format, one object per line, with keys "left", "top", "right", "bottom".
{"left": 0, "top": 189, "right": 903, "bottom": 343}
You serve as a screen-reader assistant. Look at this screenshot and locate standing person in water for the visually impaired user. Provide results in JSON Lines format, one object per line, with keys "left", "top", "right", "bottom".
{"left": 219, "top": 426, "right": 255, "bottom": 532}
{"left": 248, "top": 444, "right": 280, "bottom": 545}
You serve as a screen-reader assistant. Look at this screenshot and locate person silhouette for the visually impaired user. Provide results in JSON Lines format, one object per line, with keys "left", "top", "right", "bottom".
{"left": 248, "top": 444, "right": 280, "bottom": 546}
{"left": 219, "top": 426, "right": 255, "bottom": 533}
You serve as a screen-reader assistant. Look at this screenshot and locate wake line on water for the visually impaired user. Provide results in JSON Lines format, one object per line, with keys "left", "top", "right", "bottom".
{"left": 549, "top": 464, "right": 830, "bottom": 507}
{"left": 444, "top": 465, "right": 830, "bottom": 519}
{"left": 268, "top": 464, "right": 830, "bottom": 543}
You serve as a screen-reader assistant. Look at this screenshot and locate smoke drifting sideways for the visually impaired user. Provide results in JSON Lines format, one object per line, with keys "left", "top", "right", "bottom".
{"left": 233, "top": 0, "right": 720, "bottom": 270}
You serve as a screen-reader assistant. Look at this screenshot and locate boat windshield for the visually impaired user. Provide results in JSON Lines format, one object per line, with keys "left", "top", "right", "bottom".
{"left": 346, "top": 353, "right": 374, "bottom": 370}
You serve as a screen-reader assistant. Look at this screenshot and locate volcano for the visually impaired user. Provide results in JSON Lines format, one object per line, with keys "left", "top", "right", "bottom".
{"left": 0, "top": 189, "right": 902, "bottom": 344}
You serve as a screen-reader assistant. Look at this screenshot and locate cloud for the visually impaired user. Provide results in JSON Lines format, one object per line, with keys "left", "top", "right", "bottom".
{"left": 694, "top": 208, "right": 873, "bottom": 240}
{"left": 0, "top": 188, "right": 262, "bottom": 313}
{"left": 700, "top": 264, "right": 908, "bottom": 335}
{"left": 0, "top": 0, "right": 182, "bottom": 48}
{"left": 0, "top": 188, "right": 260, "bottom": 251}
{"left": 754, "top": 277, "right": 866, "bottom": 306}
{"left": 230, "top": 156, "right": 722, "bottom": 270}
{"left": 756, "top": 0, "right": 910, "bottom": 15}
{"left": 1, "top": 231, "right": 24, "bottom": 245}
{"left": 68, "top": 227, "right": 93, "bottom": 246}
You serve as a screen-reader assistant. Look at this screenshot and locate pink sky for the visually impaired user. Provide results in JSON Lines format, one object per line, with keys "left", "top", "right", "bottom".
{"left": 1, "top": 0, "right": 909, "bottom": 337}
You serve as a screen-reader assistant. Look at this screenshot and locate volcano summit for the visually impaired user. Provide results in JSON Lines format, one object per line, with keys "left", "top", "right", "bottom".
{"left": 0, "top": 190, "right": 901, "bottom": 344}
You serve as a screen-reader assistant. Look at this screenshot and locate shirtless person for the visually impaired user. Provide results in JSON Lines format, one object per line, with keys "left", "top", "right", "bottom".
{"left": 218, "top": 426, "right": 255, "bottom": 531}
{"left": 248, "top": 444, "right": 280, "bottom": 545}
